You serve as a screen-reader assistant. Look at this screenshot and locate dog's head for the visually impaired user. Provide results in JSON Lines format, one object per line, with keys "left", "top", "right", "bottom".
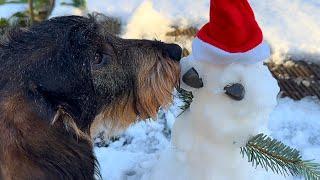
{"left": 0, "top": 15, "right": 181, "bottom": 131}
{"left": 91, "top": 23, "right": 182, "bottom": 131}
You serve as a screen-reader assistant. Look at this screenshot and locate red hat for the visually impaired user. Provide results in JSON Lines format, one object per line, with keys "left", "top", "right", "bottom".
{"left": 192, "top": 0, "right": 270, "bottom": 64}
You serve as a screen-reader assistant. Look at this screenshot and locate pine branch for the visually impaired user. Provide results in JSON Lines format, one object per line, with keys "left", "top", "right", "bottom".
{"left": 241, "top": 134, "right": 320, "bottom": 180}
{"left": 177, "top": 88, "right": 193, "bottom": 117}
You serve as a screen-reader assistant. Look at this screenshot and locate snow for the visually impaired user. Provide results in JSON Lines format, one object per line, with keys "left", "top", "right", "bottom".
{"left": 250, "top": 0, "right": 320, "bottom": 63}
{"left": 145, "top": 53, "right": 284, "bottom": 179}
{"left": 95, "top": 121, "right": 167, "bottom": 180}
{"left": 0, "top": 3, "right": 27, "bottom": 19}
{"left": 88, "top": 0, "right": 320, "bottom": 63}
{"left": 87, "top": 1, "right": 319, "bottom": 177}
{"left": 122, "top": 1, "right": 173, "bottom": 40}
{"left": 269, "top": 97, "right": 320, "bottom": 163}
{"left": 95, "top": 96, "right": 320, "bottom": 180}
{"left": 86, "top": 0, "right": 209, "bottom": 27}
{"left": 95, "top": 97, "right": 184, "bottom": 179}
{"left": 50, "top": 0, "right": 85, "bottom": 17}
{"left": 94, "top": 53, "right": 319, "bottom": 180}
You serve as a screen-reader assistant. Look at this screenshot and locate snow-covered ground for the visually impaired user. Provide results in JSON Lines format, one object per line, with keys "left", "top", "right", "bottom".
{"left": 269, "top": 97, "right": 320, "bottom": 162}
{"left": 0, "top": 0, "right": 319, "bottom": 179}
{"left": 94, "top": 97, "right": 320, "bottom": 180}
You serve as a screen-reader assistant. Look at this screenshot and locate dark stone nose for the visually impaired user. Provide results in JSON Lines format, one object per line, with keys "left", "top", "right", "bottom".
{"left": 164, "top": 43, "right": 182, "bottom": 62}
{"left": 224, "top": 83, "right": 245, "bottom": 101}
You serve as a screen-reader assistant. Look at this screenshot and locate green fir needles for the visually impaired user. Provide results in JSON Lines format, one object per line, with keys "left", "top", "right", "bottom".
{"left": 241, "top": 134, "right": 320, "bottom": 180}
{"left": 177, "top": 88, "right": 194, "bottom": 117}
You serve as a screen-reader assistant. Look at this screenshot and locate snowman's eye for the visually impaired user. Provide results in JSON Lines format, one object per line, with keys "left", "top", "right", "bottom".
{"left": 224, "top": 83, "right": 245, "bottom": 101}
{"left": 182, "top": 67, "right": 204, "bottom": 89}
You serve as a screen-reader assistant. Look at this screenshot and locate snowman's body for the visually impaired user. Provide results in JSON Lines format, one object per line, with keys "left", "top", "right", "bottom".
{"left": 146, "top": 56, "right": 286, "bottom": 180}
{"left": 145, "top": 0, "right": 287, "bottom": 178}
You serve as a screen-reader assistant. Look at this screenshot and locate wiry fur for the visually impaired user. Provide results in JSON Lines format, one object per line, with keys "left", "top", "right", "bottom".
{"left": 93, "top": 57, "right": 180, "bottom": 134}
{"left": 0, "top": 93, "right": 99, "bottom": 180}
{"left": 0, "top": 15, "right": 181, "bottom": 179}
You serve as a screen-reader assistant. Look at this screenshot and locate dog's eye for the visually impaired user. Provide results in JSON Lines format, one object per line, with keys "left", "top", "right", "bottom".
{"left": 91, "top": 52, "right": 112, "bottom": 69}
{"left": 93, "top": 53, "right": 103, "bottom": 65}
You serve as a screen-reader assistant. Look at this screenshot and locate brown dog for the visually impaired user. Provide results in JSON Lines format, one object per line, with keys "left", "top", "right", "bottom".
{"left": 0, "top": 15, "right": 181, "bottom": 179}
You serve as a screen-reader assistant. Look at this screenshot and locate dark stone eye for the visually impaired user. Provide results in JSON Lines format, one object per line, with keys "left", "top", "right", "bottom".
{"left": 182, "top": 67, "right": 204, "bottom": 88}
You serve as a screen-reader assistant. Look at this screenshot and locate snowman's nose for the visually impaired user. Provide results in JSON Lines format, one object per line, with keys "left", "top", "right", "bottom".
{"left": 224, "top": 83, "right": 245, "bottom": 101}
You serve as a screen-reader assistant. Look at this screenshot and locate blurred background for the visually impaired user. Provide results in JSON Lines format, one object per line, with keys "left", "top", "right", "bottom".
{"left": 0, "top": 0, "right": 85, "bottom": 34}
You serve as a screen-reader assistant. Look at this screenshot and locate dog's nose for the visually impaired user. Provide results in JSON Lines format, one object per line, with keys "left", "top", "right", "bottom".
{"left": 164, "top": 43, "right": 182, "bottom": 62}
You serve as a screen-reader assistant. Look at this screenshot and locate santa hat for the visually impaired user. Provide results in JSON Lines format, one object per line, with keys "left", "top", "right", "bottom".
{"left": 192, "top": 0, "right": 270, "bottom": 64}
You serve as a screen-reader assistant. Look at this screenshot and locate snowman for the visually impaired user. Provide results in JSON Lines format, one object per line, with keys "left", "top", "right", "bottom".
{"left": 145, "top": 0, "right": 287, "bottom": 180}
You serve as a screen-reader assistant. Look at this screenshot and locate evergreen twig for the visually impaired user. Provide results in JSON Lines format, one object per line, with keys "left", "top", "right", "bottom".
{"left": 241, "top": 134, "right": 320, "bottom": 180}
{"left": 177, "top": 88, "right": 193, "bottom": 117}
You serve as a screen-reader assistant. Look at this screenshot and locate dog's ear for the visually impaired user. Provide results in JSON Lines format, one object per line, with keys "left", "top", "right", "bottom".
{"left": 182, "top": 67, "right": 204, "bottom": 88}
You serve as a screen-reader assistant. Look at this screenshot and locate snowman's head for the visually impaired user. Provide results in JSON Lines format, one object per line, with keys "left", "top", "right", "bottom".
{"left": 179, "top": 56, "right": 280, "bottom": 147}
